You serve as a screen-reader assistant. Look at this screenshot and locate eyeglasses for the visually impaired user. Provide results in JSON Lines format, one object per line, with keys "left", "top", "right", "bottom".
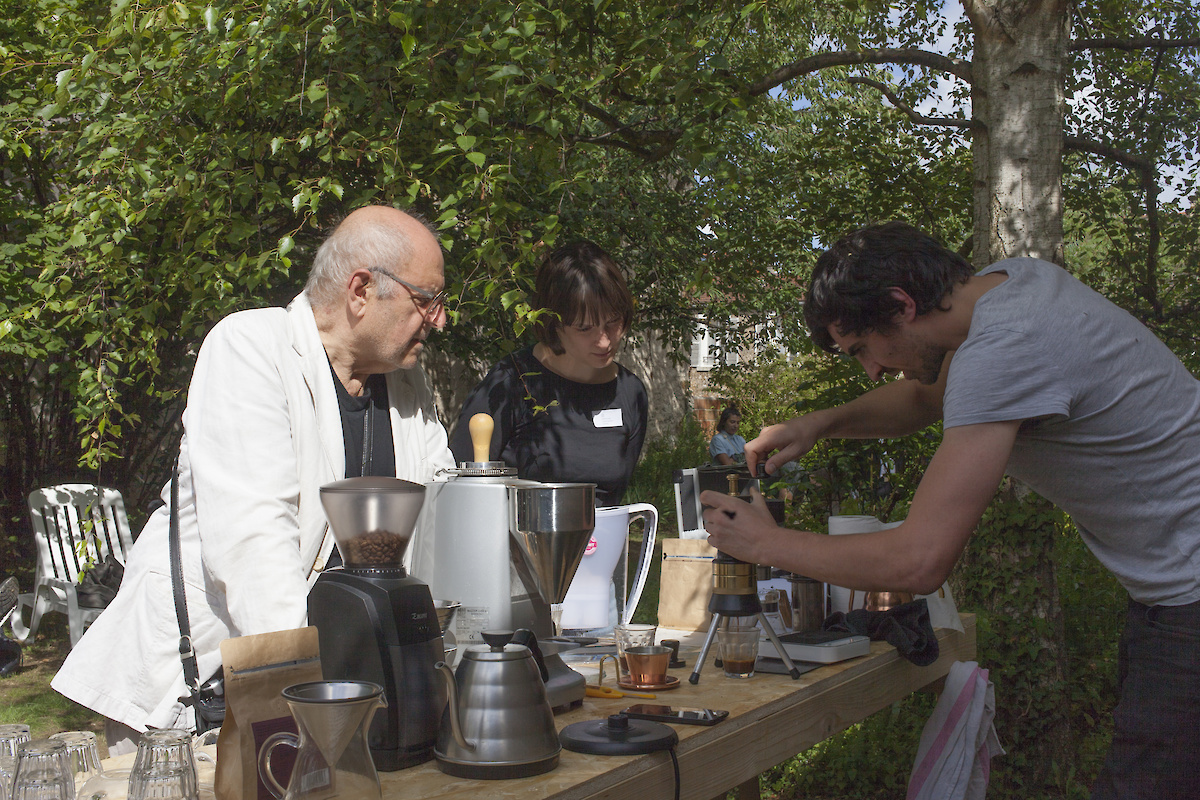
{"left": 368, "top": 268, "right": 447, "bottom": 320}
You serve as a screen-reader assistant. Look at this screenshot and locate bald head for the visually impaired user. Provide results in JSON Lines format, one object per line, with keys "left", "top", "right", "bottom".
{"left": 304, "top": 206, "right": 441, "bottom": 310}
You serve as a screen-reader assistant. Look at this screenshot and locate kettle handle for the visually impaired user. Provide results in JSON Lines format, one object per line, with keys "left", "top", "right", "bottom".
{"left": 435, "top": 661, "right": 475, "bottom": 752}
{"left": 257, "top": 731, "right": 299, "bottom": 799}
{"left": 510, "top": 629, "right": 550, "bottom": 682}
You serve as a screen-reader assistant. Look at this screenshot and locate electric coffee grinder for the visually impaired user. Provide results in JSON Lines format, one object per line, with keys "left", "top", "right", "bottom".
{"left": 308, "top": 477, "right": 446, "bottom": 770}
{"left": 688, "top": 473, "right": 804, "bottom": 684}
{"left": 426, "top": 413, "right": 596, "bottom": 711}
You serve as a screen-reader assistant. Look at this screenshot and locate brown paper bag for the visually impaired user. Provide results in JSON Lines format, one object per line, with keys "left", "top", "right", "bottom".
{"left": 215, "top": 627, "right": 322, "bottom": 800}
{"left": 656, "top": 539, "right": 717, "bottom": 631}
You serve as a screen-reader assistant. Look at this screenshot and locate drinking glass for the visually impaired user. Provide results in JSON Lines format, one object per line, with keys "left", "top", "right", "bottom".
{"left": 1, "top": 725, "right": 33, "bottom": 800}
{"left": 10, "top": 739, "right": 74, "bottom": 800}
{"left": 127, "top": 730, "right": 197, "bottom": 800}
{"left": 76, "top": 769, "right": 130, "bottom": 800}
{"left": 47, "top": 733, "right": 101, "bottom": 786}
{"left": 717, "top": 624, "right": 760, "bottom": 679}
{"left": 614, "top": 623, "right": 656, "bottom": 682}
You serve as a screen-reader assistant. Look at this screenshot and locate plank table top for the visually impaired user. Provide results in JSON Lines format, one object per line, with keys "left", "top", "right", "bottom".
{"left": 379, "top": 614, "right": 976, "bottom": 800}
{"left": 97, "top": 615, "right": 976, "bottom": 800}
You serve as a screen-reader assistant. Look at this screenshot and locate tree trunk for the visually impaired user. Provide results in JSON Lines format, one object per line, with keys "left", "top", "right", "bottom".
{"left": 965, "top": 0, "right": 1071, "bottom": 266}
{"left": 951, "top": 481, "right": 1075, "bottom": 794}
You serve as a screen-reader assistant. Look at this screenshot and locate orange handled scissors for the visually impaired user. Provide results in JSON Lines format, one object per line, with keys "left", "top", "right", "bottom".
{"left": 585, "top": 654, "right": 657, "bottom": 699}
{"left": 585, "top": 684, "right": 656, "bottom": 700}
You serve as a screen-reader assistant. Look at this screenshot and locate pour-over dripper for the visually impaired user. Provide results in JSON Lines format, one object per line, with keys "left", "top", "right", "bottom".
{"left": 259, "top": 681, "right": 385, "bottom": 800}
{"left": 319, "top": 478, "right": 426, "bottom": 567}
{"left": 509, "top": 483, "right": 596, "bottom": 606}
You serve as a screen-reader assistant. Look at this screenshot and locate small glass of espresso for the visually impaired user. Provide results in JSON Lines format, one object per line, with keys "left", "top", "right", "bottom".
{"left": 718, "top": 624, "right": 760, "bottom": 679}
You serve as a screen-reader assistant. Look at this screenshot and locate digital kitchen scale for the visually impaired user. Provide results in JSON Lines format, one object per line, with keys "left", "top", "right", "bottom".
{"left": 758, "top": 630, "right": 871, "bottom": 664}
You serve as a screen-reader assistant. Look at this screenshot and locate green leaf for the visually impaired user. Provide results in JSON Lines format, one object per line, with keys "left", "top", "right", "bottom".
{"left": 500, "top": 289, "right": 524, "bottom": 310}
{"left": 306, "top": 81, "right": 327, "bottom": 103}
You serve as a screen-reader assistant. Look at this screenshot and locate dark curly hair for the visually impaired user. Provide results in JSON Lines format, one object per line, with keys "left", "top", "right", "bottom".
{"left": 804, "top": 222, "right": 974, "bottom": 353}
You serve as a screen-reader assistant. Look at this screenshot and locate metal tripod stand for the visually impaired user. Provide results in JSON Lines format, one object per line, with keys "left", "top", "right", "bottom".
{"left": 688, "top": 551, "right": 804, "bottom": 684}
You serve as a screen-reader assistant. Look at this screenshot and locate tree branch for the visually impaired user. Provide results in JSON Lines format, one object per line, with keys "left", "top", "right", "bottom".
{"left": 846, "top": 77, "right": 982, "bottom": 131}
{"left": 1063, "top": 135, "right": 1161, "bottom": 316}
{"left": 1063, "top": 135, "right": 1150, "bottom": 171}
{"left": 747, "top": 48, "right": 973, "bottom": 96}
{"left": 1070, "top": 36, "right": 1200, "bottom": 52}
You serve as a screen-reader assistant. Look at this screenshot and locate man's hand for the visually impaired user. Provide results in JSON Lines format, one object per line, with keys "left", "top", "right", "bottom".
{"left": 701, "top": 420, "right": 1022, "bottom": 593}
{"left": 744, "top": 417, "right": 821, "bottom": 478}
{"left": 699, "top": 486, "right": 780, "bottom": 565}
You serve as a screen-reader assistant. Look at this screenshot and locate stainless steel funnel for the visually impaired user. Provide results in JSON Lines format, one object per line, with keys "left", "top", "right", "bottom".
{"left": 319, "top": 477, "right": 426, "bottom": 567}
{"left": 508, "top": 483, "right": 596, "bottom": 604}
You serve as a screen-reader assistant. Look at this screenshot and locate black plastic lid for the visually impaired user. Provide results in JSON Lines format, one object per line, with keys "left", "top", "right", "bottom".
{"left": 559, "top": 714, "right": 678, "bottom": 756}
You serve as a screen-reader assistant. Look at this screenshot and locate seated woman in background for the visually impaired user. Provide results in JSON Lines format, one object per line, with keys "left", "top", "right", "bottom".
{"left": 450, "top": 240, "right": 648, "bottom": 507}
{"left": 709, "top": 405, "right": 746, "bottom": 465}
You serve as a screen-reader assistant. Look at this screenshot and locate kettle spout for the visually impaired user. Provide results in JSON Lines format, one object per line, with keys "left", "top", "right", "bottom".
{"left": 435, "top": 661, "right": 475, "bottom": 752}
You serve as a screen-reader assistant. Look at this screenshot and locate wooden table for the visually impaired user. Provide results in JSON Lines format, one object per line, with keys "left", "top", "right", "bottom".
{"left": 381, "top": 614, "right": 976, "bottom": 800}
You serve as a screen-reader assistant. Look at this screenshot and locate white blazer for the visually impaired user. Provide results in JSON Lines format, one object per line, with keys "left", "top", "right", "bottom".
{"left": 53, "top": 294, "right": 455, "bottom": 731}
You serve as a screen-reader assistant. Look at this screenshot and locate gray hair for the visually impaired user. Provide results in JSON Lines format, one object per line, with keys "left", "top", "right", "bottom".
{"left": 303, "top": 209, "right": 437, "bottom": 308}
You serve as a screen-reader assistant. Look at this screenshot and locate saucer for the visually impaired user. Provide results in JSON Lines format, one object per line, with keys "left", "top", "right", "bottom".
{"left": 618, "top": 675, "right": 680, "bottom": 691}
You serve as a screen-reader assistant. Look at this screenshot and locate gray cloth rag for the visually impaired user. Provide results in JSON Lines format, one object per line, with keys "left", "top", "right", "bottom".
{"left": 823, "top": 597, "right": 939, "bottom": 666}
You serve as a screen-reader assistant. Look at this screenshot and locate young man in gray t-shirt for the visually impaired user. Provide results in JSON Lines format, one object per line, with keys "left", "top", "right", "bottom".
{"left": 700, "top": 222, "right": 1200, "bottom": 799}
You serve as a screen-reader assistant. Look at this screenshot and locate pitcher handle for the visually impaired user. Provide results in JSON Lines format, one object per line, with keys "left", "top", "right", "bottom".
{"left": 257, "top": 731, "right": 299, "bottom": 800}
{"left": 621, "top": 503, "right": 658, "bottom": 625}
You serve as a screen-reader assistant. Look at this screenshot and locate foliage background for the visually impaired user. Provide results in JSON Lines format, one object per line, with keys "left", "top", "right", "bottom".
{"left": 3, "top": 1, "right": 1196, "bottom": 797}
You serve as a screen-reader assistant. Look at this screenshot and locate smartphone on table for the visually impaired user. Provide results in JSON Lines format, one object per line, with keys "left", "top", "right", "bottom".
{"left": 621, "top": 704, "right": 729, "bottom": 726}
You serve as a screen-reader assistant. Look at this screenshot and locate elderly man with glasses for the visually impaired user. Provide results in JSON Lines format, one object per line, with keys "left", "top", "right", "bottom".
{"left": 54, "top": 205, "right": 456, "bottom": 752}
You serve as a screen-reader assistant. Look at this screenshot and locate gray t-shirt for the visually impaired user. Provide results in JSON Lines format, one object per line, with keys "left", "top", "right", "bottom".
{"left": 943, "top": 257, "right": 1200, "bottom": 606}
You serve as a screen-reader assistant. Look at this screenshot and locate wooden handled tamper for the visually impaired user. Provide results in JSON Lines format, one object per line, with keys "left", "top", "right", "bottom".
{"left": 468, "top": 413, "right": 494, "bottom": 463}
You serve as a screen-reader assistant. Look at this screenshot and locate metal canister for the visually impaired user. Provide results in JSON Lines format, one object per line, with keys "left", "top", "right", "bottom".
{"left": 788, "top": 574, "right": 826, "bottom": 633}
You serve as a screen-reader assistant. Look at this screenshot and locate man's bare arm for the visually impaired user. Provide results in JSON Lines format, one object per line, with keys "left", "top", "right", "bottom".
{"left": 746, "top": 356, "right": 950, "bottom": 477}
{"left": 705, "top": 419, "right": 1019, "bottom": 594}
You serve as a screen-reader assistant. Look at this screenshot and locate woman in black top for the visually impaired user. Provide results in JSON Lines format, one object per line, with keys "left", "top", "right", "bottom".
{"left": 450, "top": 241, "right": 648, "bottom": 507}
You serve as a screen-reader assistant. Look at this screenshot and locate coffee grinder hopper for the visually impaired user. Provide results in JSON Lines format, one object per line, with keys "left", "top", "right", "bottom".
{"left": 319, "top": 477, "right": 426, "bottom": 567}
{"left": 509, "top": 482, "right": 596, "bottom": 604}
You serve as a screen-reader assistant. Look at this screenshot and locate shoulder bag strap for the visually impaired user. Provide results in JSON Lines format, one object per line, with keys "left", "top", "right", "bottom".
{"left": 168, "top": 459, "right": 202, "bottom": 694}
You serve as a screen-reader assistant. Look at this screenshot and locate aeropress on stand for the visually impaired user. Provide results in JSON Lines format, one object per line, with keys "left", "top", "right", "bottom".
{"left": 688, "top": 472, "right": 803, "bottom": 684}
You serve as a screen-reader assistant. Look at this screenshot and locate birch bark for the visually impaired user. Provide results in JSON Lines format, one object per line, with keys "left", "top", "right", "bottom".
{"left": 964, "top": 0, "right": 1072, "bottom": 266}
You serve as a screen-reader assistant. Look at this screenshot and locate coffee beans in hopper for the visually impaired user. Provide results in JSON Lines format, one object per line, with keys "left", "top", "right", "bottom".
{"left": 341, "top": 530, "right": 407, "bottom": 564}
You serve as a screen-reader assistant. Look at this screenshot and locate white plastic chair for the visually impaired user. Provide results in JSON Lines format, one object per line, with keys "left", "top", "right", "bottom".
{"left": 10, "top": 484, "right": 134, "bottom": 646}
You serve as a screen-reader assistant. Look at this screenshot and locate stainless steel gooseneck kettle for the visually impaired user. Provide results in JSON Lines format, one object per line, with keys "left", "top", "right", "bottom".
{"left": 433, "top": 629, "right": 561, "bottom": 780}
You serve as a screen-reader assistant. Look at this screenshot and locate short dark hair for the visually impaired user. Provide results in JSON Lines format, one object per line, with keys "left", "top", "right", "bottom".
{"left": 717, "top": 405, "right": 741, "bottom": 431}
{"left": 533, "top": 240, "right": 635, "bottom": 354}
{"left": 804, "top": 221, "right": 974, "bottom": 353}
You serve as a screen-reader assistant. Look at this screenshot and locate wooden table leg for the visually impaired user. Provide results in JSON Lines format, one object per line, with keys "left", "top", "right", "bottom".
{"left": 735, "top": 776, "right": 760, "bottom": 800}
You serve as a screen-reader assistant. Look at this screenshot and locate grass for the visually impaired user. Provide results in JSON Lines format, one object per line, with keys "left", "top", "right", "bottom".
{"left": 1, "top": 614, "right": 109, "bottom": 755}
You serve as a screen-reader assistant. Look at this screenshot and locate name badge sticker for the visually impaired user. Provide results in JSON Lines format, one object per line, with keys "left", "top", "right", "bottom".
{"left": 593, "top": 408, "right": 623, "bottom": 428}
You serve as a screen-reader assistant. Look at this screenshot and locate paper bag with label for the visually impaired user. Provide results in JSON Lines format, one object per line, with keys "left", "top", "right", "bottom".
{"left": 657, "top": 539, "right": 717, "bottom": 631}
{"left": 215, "top": 627, "right": 322, "bottom": 800}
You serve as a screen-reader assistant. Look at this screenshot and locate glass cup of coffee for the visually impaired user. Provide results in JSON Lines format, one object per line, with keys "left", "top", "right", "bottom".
{"left": 718, "top": 624, "right": 760, "bottom": 679}
{"left": 614, "top": 623, "right": 656, "bottom": 682}
{"left": 623, "top": 645, "right": 672, "bottom": 687}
